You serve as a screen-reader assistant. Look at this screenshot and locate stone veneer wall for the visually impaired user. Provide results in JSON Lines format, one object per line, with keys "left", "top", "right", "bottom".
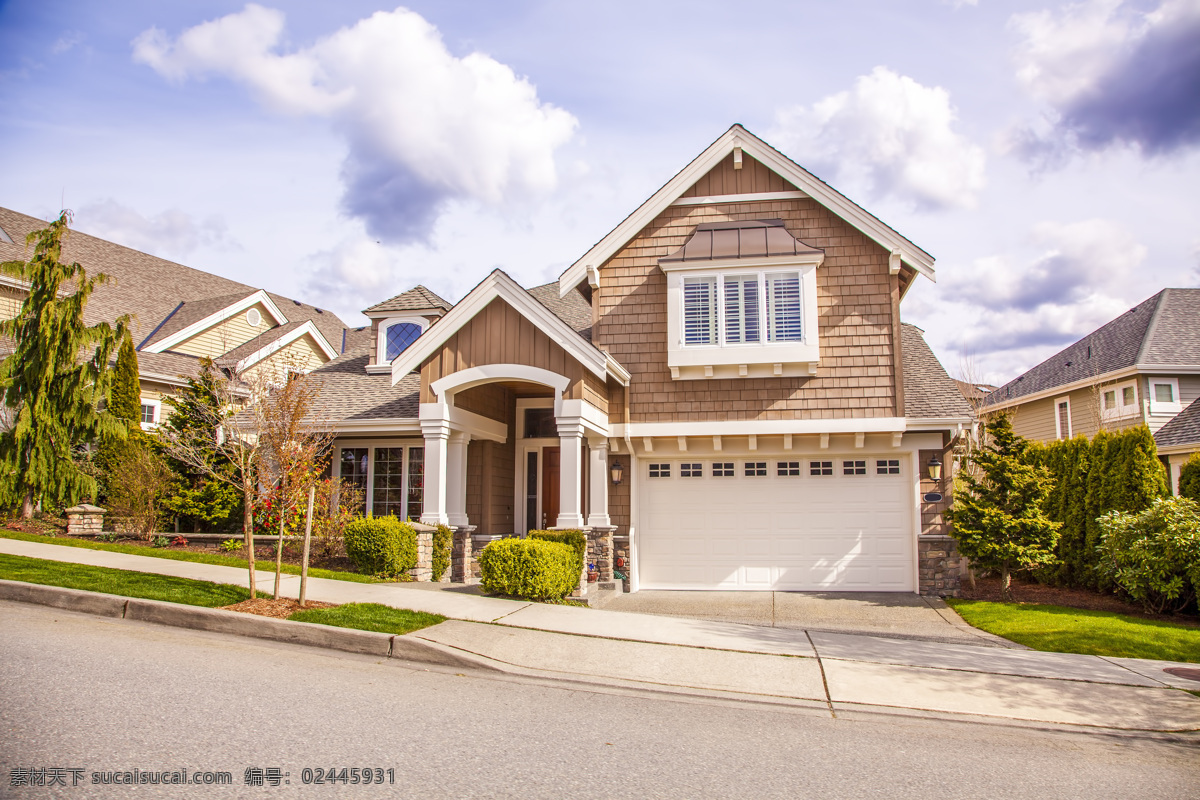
{"left": 918, "top": 535, "right": 960, "bottom": 597}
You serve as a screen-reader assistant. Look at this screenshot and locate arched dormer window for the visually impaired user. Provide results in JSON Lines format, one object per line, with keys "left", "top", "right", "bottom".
{"left": 377, "top": 316, "right": 429, "bottom": 364}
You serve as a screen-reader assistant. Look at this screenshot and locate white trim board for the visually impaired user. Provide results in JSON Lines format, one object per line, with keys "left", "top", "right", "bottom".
{"left": 390, "top": 269, "right": 625, "bottom": 385}
{"left": 559, "top": 124, "right": 935, "bottom": 297}
{"left": 234, "top": 320, "right": 339, "bottom": 372}
{"left": 142, "top": 290, "right": 289, "bottom": 353}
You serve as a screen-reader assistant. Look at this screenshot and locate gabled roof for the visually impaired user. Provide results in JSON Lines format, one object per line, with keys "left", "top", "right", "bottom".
{"left": 389, "top": 269, "right": 624, "bottom": 385}
{"left": 138, "top": 290, "right": 287, "bottom": 352}
{"left": 559, "top": 124, "right": 935, "bottom": 296}
{"left": 365, "top": 285, "right": 452, "bottom": 315}
{"left": 213, "top": 319, "right": 340, "bottom": 373}
{"left": 901, "top": 324, "right": 973, "bottom": 421}
{"left": 984, "top": 288, "right": 1200, "bottom": 408}
{"left": 527, "top": 282, "right": 593, "bottom": 342}
{"left": 1155, "top": 396, "right": 1200, "bottom": 451}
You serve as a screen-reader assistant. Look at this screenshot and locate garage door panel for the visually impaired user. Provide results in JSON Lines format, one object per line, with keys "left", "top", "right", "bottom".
{"left": 640, "top": 456, "right": 914, "bottom": 592}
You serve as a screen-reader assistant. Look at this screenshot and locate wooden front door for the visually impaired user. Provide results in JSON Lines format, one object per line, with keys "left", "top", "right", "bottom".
{"left": 541, "top": 447, "right": 560, "bottom": 529}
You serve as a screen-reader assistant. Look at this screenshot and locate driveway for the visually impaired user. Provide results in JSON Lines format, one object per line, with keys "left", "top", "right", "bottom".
{"left": 601, "top": 591, "right": 1010, "bottom": 646}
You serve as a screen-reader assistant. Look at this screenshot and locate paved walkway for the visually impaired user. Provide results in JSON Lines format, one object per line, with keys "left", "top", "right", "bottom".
{"left": 3, "top": 537, "right": 1199, "bottom": 732}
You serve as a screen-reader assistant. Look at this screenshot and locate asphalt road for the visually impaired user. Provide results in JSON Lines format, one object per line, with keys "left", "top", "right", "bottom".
{"left": 2, "top": 600, "right": 1198, "bottom": 800}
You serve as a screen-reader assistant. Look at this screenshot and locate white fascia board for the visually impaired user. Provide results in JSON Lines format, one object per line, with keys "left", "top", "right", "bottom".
{"left": 904, "top": 417, "right": 973, "bottom": 431}
{"left": 981, "top": 366, "right": 1140, "bottom": 412}
{"left": 560, "top": 398, "right": 611, "bottom": 437}
{"left": 1135, "top": 364, "right": 1200, "bottom": 374}
{"left": 610, "top": 417, "right": 908, "bottom": 438}
{"left": 1156, "top": 441, "right": 1200, "bottom": 456}
{"left": 604, "top": 351, "right": 631, "bottom": 385}
{"left": 390, "top": 270, "right": 608, "bottom": 384}
{"left": 657, "top": 253, "right": 825, "bottom": 273}
{"left": 143, "top": 290, "right": 289, "bottom": 353}
{"left": 559, "top": 125, "right": 935, "bottom": 296}
{"left": 331, "top": 418, "right": 422, "bottom": 434}
{"left": 235, "top": 320, "right": 338, "bottom": 372}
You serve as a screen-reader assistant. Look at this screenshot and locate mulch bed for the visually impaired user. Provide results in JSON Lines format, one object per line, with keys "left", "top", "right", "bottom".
{"left": 958, "top": 575, "right": 1200, "bottom": 628}
{"left": 220, "top": 598, "right": 338, "bottom": 618}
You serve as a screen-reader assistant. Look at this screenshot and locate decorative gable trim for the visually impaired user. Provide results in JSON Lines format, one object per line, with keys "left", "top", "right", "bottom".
{"left": 141, "top": 290, "right": 289, "bottom": 353}
{"left": 234, "top": 320, "right": 339, "bottom": 373}
{"left": 558, "top": 124, "right": 935, "bottom": 297}
{"left": 390, "top": 269, "right": 615, "bottom": 384}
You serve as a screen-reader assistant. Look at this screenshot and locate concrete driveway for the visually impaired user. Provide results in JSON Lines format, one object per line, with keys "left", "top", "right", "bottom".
{"left": 601, "top": 591, "right": 1012, "bottom": 646}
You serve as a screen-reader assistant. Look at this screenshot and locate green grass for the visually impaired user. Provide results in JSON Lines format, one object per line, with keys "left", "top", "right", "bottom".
{"left": 0, "top": 552, "right": 262, "bottom": 607}
{"left": 947, "top": 599, "right": 1200, "bottom": 663}
{"left": 287, "top": 602, "right": 444, "bottom": 635}
{"left": 0, "top": 529, "right": 380, "bottom": 583}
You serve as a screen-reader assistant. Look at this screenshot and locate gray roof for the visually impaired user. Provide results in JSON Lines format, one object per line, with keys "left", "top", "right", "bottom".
{"left": 527, "top": 282, "right": 593, "bottom": 342}
{"left": 986, "top": 288, "right": 1200, "bottom": 406}
{"left": 659, "top": 219, "right": 823, "bottom": 264}
{"left": 364, "top": 285, "right": 452, "bottom": 314}
{"left": 128, "top": 350, "right": 208, "bottom": 384}
{"left": 1154, "top": 396, "right": 1200, "bottom": 450}
{"left": 138, "top": 291, "right": 254, "bottom": 349}
{"left": 306, "top": 327, "right": 420, "bottom": 422}
{"left": 902, "top": 324, "right": 973, "bottom": 420}
{"left": 0, "top": 207, "right": 350, "bottom": 361}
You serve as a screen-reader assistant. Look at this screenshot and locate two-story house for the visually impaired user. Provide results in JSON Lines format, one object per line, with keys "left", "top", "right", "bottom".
{"left": 0, "top": 207, "right": 352, "bottom": 427}
{"left": 980, "top": 288, "right": 1200, "bottom": 493}
{"left": 314, "top": 125, "right": 972, "bottom": 596}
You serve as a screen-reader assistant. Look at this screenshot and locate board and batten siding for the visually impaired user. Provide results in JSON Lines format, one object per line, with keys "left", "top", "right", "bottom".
{"left": 595, "top": 152, "right": 903, "bottom": 424}
{"left": 172, "top": 302, "right": 276, "bottom": 360}
{"left": 418, "top": 296, "right": 609, "bottom": 414}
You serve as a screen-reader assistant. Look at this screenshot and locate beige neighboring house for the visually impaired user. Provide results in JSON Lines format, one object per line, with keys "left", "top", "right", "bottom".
{"left": 0, "top": 207, "right": 350, "bottom": 428}
{"left": 308, "top": 125, "right": 973, "bottom": 596}
{"left": 980, "top": 288, "right": 1200, "bottom": 493}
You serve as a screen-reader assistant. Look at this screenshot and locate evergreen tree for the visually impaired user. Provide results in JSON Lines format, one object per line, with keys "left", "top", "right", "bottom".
{"left": 97, "top": 333, "right": 143, "bottom": 484}
{"left": 946, "top": 414, "right": 1061, "bottom": 599}
{"left": 1180, "top": 453, "right": 1200, "bottom": 502}
{"left": 159, "top": 358, "right": 242, "bottom": 530}
{"left": 0, "top": 211, "right": 129, "bottom": 517}
{"left": 1031, "top": 435, "right": 1091, "bottom": 587}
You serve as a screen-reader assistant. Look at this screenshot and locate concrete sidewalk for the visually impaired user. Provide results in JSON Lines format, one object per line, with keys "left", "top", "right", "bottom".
{"left": 3, "top": 536, "right": 1199, "bottom": 732}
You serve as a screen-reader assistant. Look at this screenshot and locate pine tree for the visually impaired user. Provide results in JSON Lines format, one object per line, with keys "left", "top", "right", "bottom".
{"left": 946, "top": 414, "right": 1061, "bottom": 599}
{"left": 97, "top": 333, "right": 143, "bottom": 483}
{"left": 0, "top": 211, "right": 129, "bottom": 517}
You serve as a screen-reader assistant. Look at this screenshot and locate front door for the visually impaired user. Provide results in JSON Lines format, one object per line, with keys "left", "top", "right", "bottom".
{"left": 541, "top": 447, "right": 560, "bottom": 529}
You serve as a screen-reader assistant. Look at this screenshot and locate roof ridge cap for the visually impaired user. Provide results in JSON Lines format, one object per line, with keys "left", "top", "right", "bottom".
{"left": 1134, "top": 288, "right": 1169, "bottom": 366}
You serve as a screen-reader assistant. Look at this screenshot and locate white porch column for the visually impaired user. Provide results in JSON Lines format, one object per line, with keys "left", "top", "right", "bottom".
{"left": 556, "top": 419, "right": 586, "bottom": 528}
{"left": 446, "top": 431, "right": 471, "bottom": 527}
{"left": 586, "top": 436, "right": 611, "bottom": 528}
{"left": 420, "top": 420, "right": 451, "bottom": 526}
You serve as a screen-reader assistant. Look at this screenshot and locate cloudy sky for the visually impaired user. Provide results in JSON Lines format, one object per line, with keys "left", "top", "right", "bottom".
{"left": 2, "top": 0, "right": 1198, "bottom": 384}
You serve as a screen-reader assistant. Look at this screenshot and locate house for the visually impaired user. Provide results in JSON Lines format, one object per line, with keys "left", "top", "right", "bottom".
{"left": 0, "top": 207, "right": 351, "bottom": 427}
{"left": 980, "top": 289, "right": 1200, "bottom": 493}
{"left": 311, "top": 125, "right": 973, "bottom": 596}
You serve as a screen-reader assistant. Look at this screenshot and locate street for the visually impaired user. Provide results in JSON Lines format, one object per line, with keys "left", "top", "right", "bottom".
{"left": 2, "top": 600, "right": 1197, "bottom": 799}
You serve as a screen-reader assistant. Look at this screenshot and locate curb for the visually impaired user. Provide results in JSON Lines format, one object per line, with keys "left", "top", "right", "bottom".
{"left": 0, "top": 579, "right": 498, "bottom": 672}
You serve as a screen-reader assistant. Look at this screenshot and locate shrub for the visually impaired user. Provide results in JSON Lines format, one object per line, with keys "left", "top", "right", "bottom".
{"left": 343, "top": 516, "right": 417, "bottom": 578}
{"left": 1180, "top": 454, "right": 1200, "bottom": 502}
{"left": 527, "top": 529, "right": 586, "bottom": 576}
{"left": 220, "top": 538, "right": 243, "bottom": 552}
{"left": 106, "top": 447, "right": 174, "bottom": 539}
{"left": 432, "top": 524, "right": 452, "bottom": 582}
{"left": 1097, "top": 497, "right": 1200, "bottom": 614}
{"left": 478, "top": 538, "right": 578, "bottom": 600}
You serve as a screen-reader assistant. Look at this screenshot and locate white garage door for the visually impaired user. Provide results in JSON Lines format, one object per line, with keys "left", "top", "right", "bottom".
{"left": 638, "top": 456, "right": 914, "bottom": 591}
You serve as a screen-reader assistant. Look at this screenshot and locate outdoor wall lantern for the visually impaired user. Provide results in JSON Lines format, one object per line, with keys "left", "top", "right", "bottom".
{"left": 927, "top": 454, "right": 942, "bottom": 482}
{"left": 611, "top": 459, "right": 624, "bottom": 486}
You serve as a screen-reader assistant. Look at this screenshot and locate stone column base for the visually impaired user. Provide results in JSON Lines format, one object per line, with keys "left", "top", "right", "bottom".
{"left": 451, "top": 525, "right": 477, "bottom": 584}
{"left": 918, "top": 534, "right": 961, "bottom": 597}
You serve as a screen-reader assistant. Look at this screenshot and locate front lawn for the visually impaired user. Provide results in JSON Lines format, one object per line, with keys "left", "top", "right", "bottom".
{"left": 287, "top": 602, "right": 444, "bottom": 635}
{"left": 0, "top": 529, "right": 380, "bottom": 583}
{"left": 947, "top": 599, "right": 1200, "bottom": 663}
{"left": 0, "top": 552, "right": 261, "bottom": 607}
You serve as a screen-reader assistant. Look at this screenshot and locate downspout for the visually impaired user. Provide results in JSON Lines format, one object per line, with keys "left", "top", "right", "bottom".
{"left": 623, "top": 377, "right": 638, "bottom": 593}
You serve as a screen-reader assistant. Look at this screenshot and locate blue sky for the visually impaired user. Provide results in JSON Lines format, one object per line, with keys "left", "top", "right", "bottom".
{"left": 2, "top": 0, "right": 1198, "bottom": 384}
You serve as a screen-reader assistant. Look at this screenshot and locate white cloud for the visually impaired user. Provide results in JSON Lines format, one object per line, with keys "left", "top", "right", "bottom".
{"left": 1009, "top": 0, "right": 1200, "bottom": 155}
{"left": 75, "top": 199, "right": 239, "bottom": 261}
{"left": 52, "top": 31, "right": 84, "bottom": 55}
{"left": 769, "top": 67, "right": 986, "bottom": 210}
{"left": 133, "top": 4, "right": 579, "bottom": 243}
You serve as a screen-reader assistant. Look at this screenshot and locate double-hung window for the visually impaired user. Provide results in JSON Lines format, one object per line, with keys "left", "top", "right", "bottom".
{"left": 683, "top": 272, "right": 802, "bottom": 348}
{"left": 683, "top": 278, "right": 718, "bottom": 346}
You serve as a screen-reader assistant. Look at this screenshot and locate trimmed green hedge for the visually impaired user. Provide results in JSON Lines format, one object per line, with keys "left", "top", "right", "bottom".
{"left": 343, "top": 516, "right": 416, "bottom": 577}
{"left": 432, "top": 524, "right": 452, "bottom": 582}
{"left": 478, "top": 537, "right": 578, "bottom": 600}
{"left": 1180, "top": 453, "right": 1200, "bottom": 503}
{"left": 527, "top": 529, "right": 586, "bottom": 575}
{"left": 1026, "top": 425, "right": 1168, "bottom": 589}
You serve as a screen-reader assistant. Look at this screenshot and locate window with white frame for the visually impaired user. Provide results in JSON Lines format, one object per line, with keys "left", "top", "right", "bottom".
{"left": 375, "top": 316, "right": 429, "bottom": 364}
{"left": 139, "top": 398, "right": 161, "bottom": 431}
{"left": 682, "top": 271, "right": 803, "bottom": 348}
{"left": 1101, "top": 380, "right": 1139, "bottom": 421}
{"left": 1148, "top": 377, "right": 1182, "bottom": 415}
{"left": 336, "top": 443, "right": 424, "bottom": 519}
{"left": 1054, "top": 396, "right": 1072, "bottom": 440}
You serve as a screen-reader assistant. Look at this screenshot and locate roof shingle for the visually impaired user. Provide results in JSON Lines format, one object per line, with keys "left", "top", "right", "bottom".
{"left": 902, "top": 324, "right": 973, "bottom": 420}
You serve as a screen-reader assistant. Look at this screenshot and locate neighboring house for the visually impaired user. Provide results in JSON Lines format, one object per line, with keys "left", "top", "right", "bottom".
{"left": 980, "top": 289, "right": 1200, "bottom": 492}
{"left": 0, "top": 207, "right": 350, "bottom": 429}
{"left": 954, "top": 379, "right": 997, "bottom": 409}
{"left": 311, "top": 125, "right": 973, "bottom": 596}
{"left": 1152, "top": 397, "right": 1200, "bottom": 494}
